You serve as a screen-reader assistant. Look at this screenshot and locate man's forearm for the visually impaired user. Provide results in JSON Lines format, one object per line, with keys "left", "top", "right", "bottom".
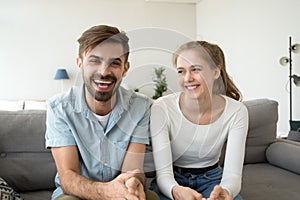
{"left": 59, "top": 169, "right": 106, "bottom": 200}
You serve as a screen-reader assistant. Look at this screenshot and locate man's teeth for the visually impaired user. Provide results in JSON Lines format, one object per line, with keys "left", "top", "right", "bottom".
{"left": 94, "top": 80, "right": 112, "bottom": 84}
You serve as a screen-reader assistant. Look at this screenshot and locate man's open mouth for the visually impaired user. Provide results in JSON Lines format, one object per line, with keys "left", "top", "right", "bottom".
{"left": 93, "top": 79, "right": 114, "bottom": 89}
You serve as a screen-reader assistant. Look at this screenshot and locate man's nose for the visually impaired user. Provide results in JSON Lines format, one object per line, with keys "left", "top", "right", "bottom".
{"left": 97, "top": 62, "right": 110, "bottom": 76}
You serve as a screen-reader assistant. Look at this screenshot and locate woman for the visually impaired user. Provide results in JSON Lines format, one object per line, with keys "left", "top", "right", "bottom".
{"left": 150, "top": 41, "right": 248, "bottom": 200}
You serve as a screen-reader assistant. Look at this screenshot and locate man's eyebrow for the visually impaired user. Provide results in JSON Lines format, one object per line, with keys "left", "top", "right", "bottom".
{"left": 109, "top": 57, "right": 122, "bottom": 62}
{"left": 88, "top": 55, "right": 103, "bottom": 60}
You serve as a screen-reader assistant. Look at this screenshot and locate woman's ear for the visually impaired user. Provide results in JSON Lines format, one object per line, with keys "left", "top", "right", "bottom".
{"left": 214, "top": 65, "right": 221, "bottom": 79}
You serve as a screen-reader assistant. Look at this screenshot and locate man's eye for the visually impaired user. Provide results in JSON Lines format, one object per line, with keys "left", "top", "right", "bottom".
{"left": 110, "top": 61, "right": 121, "bottom": 67}
{"left": 90, "top": 59, "right": 100, "bottom": 64}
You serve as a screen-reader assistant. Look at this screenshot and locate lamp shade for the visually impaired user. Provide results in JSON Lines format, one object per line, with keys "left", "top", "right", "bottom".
{"left": 54, "top": 69, "right": 69, "bottom": 80}
{"left": 292, "top": 74, "right": 300, "bottom": 86}
{"left": 279, "top": 57, "right": 289, "bottom": 66}
{"left": 291, "top": 43, "right": 300, "bottom": 53}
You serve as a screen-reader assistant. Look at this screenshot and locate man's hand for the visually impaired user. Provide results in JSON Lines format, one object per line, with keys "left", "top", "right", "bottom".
{"left": 124, "top": 169, "right": 146, "bottom": 200}
{"left": 172, "top": 185, "right": 203, "bottom": 200}
{"left": 206, "top": 185, "right": 232, "bottom": 200}
{"left": 102, "top": 172, "right": 143, "bottom": 200}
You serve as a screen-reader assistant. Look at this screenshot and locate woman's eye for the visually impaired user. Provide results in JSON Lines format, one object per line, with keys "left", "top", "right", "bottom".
{"left": 177, "top": 70, "right": 183, "bottom": 74}
{"left": 192, "top": 66, "right": 202, "bottom": 72}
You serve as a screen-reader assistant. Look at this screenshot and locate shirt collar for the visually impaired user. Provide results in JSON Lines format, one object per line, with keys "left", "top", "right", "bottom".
{"left": 72, "top": 84, "right": 132, "bottom": 115}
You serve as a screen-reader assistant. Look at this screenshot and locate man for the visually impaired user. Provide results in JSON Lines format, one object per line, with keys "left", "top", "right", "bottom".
{"left": 45, "top": 25, "right": 158, "bottom": 200}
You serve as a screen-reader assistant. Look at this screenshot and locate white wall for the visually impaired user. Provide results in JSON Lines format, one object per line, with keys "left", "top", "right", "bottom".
{"left": 196, "top": 0, "right": 300, "bottom": 135}
{"left": 0, "top": 0, "right": 196, "bottom": 100}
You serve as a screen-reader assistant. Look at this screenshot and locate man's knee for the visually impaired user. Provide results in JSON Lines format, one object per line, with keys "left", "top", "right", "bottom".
{"left": 146, "top": 189, "right": 160, "bottom": 200}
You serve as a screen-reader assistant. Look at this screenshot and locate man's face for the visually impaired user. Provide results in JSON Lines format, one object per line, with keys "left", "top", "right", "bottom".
{"left": 77, "top": 42, "right": 129, "bottom": 102}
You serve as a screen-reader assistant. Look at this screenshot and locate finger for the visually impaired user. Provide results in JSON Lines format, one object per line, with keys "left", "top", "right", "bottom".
{"left": 194, "top": 192, "right": 203, "bottom": 200}
{"left": 210, "top": 185, "right": 222, "bottom": 200}
{"left": 136, "top": 183, "right": 146, "bottom": 200}
{"left": 124, "top": 193, "right": 140, "bottom": 200}
{"left": 126, "top": 177, "right": 140, "bottom": 193}
{"left": 118, "top": 172, "right": 136, "bottom": 183}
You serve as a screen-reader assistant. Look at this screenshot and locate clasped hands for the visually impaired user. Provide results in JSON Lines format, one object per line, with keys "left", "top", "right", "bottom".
{"left": 173, "top": 185, "right": 232, "bottom": 200}
{"left": 104, "top": 169, "right": 145, "bottom": 200}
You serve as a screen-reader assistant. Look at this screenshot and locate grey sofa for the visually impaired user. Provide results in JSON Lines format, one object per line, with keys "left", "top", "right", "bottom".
{"left": 0, "top": 99, "right": 300, "bottom": 200}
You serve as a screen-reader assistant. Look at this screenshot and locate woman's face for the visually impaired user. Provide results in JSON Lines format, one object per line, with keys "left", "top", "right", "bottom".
{"left": 176, "top": 49, "right": 219, "bottom": 100}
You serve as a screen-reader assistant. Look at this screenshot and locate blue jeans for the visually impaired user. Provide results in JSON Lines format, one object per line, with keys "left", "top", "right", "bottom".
{"left": 150, "top": 166, "right": 243, "bottom": 200}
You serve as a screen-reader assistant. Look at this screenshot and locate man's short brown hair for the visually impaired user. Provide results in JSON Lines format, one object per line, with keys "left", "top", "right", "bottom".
{"left": 77, "top": 25, "right": 129, "bottom": 62}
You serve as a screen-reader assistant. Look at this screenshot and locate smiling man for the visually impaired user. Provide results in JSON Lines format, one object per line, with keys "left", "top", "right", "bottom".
{"left": 45, "top": 25, "right": 158, "bottom": 200}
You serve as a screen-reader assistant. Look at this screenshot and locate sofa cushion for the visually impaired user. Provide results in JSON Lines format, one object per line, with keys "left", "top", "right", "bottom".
{"left": 20, "top": 190, "right": 53, "bottom": 200}
{"left": 241, "top": 163, "right": 300, "bottom": 200}
{"left": 266, "top": 141, "right": 300, "bottom": 174}
{"left": 287, "top": 130, "right": 300, "bottom": 142}
{"left": 0, "top": 110, "right": 56, "bottom": 192}
{"left": 243, "top": 99, "right": 278, "bottom": 164}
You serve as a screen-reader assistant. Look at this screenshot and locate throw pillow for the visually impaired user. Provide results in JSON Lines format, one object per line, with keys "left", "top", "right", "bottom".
{"left": 287, "top": 130, "right": 300, "bottom": 142}
{"left": 0, "top": 178, "right": 22, "bottom": 200}
{"left": 290, "top": 120, "right": 300, "bottom": 131}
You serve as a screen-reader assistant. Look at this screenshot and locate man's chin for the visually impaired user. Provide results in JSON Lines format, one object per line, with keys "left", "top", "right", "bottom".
{"left": 94, "top": 92, "right": 113, "bottom": 102}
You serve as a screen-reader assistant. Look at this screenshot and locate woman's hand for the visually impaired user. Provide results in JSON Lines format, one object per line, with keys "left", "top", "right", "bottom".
{"left": 207, "top": 185, "right": 232, "bottom": 200}
{"left": 172, "top": 185, "right": 203, "bottom": 200}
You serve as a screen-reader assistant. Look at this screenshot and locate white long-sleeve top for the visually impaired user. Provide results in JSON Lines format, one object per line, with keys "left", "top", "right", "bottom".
{"left": 150, "top": 93, "right": 248, "bottom": 199}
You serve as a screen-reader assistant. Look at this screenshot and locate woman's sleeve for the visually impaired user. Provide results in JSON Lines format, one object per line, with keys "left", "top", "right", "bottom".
{"left": 220, "top": 104, "right": 249, "bottom": 197}
{"left": 150, "top": 101, "right": 178, "bottom": 199}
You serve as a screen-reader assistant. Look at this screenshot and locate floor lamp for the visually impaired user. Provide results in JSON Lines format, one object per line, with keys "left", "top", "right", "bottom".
{"left": 279, "top": 36, "right": 300, "bottom": 131}
{"left": 54, "top": 69, "right": 70, "bottom": 92}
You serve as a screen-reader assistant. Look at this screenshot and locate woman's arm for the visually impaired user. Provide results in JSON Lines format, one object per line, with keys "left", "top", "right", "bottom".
{"left": 150, "top": 101, "right": 179, "bottom": 199}
{"left": 219, "top": 104, "right": 249, "bottom": 197}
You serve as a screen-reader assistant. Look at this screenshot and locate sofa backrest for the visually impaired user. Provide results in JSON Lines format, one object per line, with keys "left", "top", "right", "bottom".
{"left": 0, "top": 98, "right": 279, "bottom": 189}
{"left": 0, "top": 110, "right": 56, "bottom": 192}
{"left": 243, "top": 99, "right": 278, "bottom": 164}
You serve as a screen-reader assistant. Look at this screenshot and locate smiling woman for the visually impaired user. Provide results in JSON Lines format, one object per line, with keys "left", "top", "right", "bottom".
{"left": 150, "top": 40, "right": 247, "bottom": 200}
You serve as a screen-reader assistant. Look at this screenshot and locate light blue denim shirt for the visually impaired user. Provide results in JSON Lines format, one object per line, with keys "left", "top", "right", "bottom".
{"left": 45, "top": 85, "right": 151, "bottom": 199}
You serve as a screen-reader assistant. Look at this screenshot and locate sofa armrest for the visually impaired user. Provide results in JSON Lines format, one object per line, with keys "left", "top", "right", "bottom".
{"left": 266, "top": 140, "right": 300, "bottom": 174}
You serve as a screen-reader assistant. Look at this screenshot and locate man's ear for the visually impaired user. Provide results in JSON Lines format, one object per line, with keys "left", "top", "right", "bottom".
{"left": 122, "top": 62, "right": 130, "bottom": 77}
{"left": 76, "top": 57, "right": 82, "bottom": 69}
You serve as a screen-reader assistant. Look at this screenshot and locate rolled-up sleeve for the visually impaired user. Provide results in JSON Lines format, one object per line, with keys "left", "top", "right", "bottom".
{"left": 45, "top": 103, "right": 76, "bottom": 148}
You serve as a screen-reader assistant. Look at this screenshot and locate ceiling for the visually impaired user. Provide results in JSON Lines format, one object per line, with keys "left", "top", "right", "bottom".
{"left": 145, "top": 0, "right": 202, "bottom": 4}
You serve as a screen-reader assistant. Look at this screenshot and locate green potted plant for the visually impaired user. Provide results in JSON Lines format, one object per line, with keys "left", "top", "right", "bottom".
{"left": 152, "top": 66, "right": 168, "bottom": 99}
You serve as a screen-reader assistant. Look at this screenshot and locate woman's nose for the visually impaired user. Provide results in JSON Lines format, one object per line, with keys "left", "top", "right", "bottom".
{"left": 184, "top": 71, "right": 193, "bottom": 82}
